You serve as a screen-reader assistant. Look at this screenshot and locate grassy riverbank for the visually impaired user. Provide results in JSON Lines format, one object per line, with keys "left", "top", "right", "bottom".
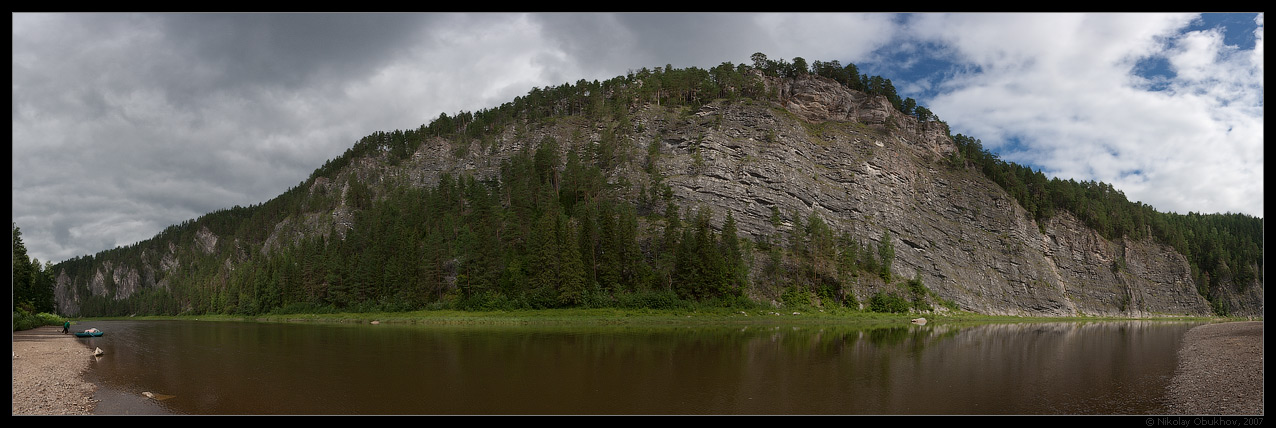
{"left": 68, "top": 306, "right": 1231, "bottom": 327}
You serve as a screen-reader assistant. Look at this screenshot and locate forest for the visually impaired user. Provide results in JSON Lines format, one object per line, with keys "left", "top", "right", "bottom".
{"left": 18, "top": 52, "right": 1262, "bottom": 318}
{"left": 11, "top": 223, "right": 57, "bottom": 315}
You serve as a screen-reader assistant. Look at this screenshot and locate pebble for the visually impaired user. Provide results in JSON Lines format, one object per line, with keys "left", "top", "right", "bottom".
{"left": 1163, "top": 321, "right": 1264, "bottom": 415}
{"left": 11, "top": 326, "right": 99, "bottom": 415}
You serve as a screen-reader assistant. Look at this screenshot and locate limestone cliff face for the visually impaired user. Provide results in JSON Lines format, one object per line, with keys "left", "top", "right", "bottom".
{"left": 602, "top": 74, "right": 1228, "bottom": 316}
{"left": 53, "top": 74, "right": 1261, "bottom": 318}
{"left": 372, "top": 73, "right": 1235, "bottom": 316}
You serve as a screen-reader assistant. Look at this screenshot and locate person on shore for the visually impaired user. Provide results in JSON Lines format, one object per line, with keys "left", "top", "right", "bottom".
{"left": 62, "top": 320, "right": 70, "bottom": 334}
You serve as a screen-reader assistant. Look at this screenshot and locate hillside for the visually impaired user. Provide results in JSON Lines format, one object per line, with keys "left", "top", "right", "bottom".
{"left": 45, "top": 57, "right": 1264, "bottom": 318}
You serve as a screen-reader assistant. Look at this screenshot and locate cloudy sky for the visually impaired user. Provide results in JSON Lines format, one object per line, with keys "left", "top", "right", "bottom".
{"left": 12, "top": 12, "right": 1264, "bottom": 264}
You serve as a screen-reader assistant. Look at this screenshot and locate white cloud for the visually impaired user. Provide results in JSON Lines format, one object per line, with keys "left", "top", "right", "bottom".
{"left": 754, "top": 13, "right": 898, "bottom": 62}
{"left": 913, "top": 13, "right": 1262, "bottom": 217}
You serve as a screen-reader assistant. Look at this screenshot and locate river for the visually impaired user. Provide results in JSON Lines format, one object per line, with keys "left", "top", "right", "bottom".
{"left": 73, "top": 319, "right": 1198, "bottom": 415}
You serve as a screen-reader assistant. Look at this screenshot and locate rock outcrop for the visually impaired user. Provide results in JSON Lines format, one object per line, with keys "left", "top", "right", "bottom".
{"left": 52, "top": 73, "right": 1262, "bottom": 318}
{"left": 630, "top": 76, "right": 1222, "bottom": 316}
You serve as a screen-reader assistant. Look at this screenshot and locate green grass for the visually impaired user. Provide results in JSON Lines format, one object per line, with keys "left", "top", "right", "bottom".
{"left": 72, "top": 306, "right": 1234, "bottom": 328}
{"left": 85, "top": 306, "right": 921, "bottom": 326}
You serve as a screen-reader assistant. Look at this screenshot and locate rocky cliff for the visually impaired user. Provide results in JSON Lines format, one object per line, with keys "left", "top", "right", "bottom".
{"left": 625, "top": 75, "right": 1235, "bottom": 317}
{"left": 53, "top": 73, "right": 1262, "bottom": 318}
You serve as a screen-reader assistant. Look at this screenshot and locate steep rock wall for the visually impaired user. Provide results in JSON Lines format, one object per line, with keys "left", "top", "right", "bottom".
{"left": 52, "top": 74, "right": 1257, "bottom": 318}
{"left": 635, "top": 75, "right": 1219, "bottom": 316}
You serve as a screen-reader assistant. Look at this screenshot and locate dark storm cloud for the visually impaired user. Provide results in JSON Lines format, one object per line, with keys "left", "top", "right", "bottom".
{"left": 608, "top": 13, "right": 775, "bottom": 67}
{"left": 154, "top": 13, "right": 430, "bottom": 92}
{"left": 531, "top": 13, "right": 770, "bottom": 73}
{"left": 12, "top": 13, "right": 400, "bottom": 262}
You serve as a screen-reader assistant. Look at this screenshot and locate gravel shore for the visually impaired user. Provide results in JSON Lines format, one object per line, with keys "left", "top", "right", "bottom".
{"left": 1163, "top": 321, "right": 1264, "bottom": 415}
{"left": 11, "top": 325, "right": 99, "bottom": 415}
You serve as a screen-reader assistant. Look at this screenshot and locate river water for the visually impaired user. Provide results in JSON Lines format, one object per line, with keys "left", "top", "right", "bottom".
{"left": 72, "top": 319, "right": 1198, "bottom": 415}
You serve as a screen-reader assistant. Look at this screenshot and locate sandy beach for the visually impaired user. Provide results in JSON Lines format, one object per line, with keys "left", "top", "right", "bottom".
{"left": 11, "top": 325, "right": 98, "bottom": 415}
{"left": 10, "top": 320, "right": 1264, "bottom": 415}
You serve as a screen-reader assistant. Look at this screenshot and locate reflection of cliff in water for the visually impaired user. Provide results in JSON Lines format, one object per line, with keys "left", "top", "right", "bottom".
{"left": 81, "top": 320, "right": 1196, "bottom": 415}
{"left": 739, "top": 321, "right": 1200, "bottom": 414}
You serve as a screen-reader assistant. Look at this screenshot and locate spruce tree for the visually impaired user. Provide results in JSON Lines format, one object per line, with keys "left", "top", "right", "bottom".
{"left": 11, "top": 223, "right": 35, "bottom": 312}
{"left": 720, "top": 212, "right": 746, "bottom": 296}
{"left": 878, "top": 230, "right": 895, "bottom": 282}
{"left": 559, "top": 219, "right": 587, "bottom": 306}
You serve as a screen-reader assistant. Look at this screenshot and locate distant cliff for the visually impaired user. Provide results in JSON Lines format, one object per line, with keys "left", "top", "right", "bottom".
{"left": 52, "top": 67, "right": 1263, "bottom": 318}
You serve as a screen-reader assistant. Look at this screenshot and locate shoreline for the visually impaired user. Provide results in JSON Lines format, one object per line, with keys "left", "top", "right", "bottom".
{"left": 11, "top": 319, "right": 1263, "bottom": 415}
{"left": 11, "top": 325, "right": 99, "bottom": 415}
{"left": 1163, "top": 321, "right": 1265, "bottom": 415}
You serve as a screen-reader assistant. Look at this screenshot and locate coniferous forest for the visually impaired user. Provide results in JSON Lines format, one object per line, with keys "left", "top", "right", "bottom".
{"left": 21, "top": 52, "right": 1262, "bottom": 318}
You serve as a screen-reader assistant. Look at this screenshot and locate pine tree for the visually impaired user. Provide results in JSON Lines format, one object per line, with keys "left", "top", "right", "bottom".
{"left": 559, "top": 219, "right": 587, "bottom": 306}
{"left": 656, "top": 201, "right": 682, "bottom": 291}
{"left": 596, "top": 202, "right": 622, "bottom": 291}
{"left": 878, "top": 230, "right": 895, "bottom": 282}
{"left": 529, "top": 197, "right": 563, "bottom": 301}
{"left": 616, "top": 203, "right": 642, "bottom": 291}
{"left": 720, "top": 212, "right": 746, "bottom": 295}
{"left": 11, "top": 223, "right": 35, "bottom": 312}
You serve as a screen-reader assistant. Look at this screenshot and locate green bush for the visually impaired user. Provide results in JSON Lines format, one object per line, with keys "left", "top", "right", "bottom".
{"left": 839, "top": 289, "right": 859, "bottom": 309}
{"left": 817, "top": 283, "right": 855, "bottom": 309}
{"left": 868, "top": 292, "right": 910, "bottom": 313}
{"left": 525, "top": 286, "right": 562, "bottom": 310}
{"left": 269, "top": 302, "right": 341, "bottom": 315}
{"left": 699, "top": 294, "right": 762, "bottom": 310}
{"left": 780, "top": 286, "right": 816, "bottom": 308}
{"left": 448, "top": 291, "right": 531, "bottom": 312}
{"left": 906, "top": 274, "right": 933, "bottom": 311}
{"left": 937, "top": 297, "right": 959, "bottom": 311}
{"left": 613, "top": 289, "right": 691, "bottom": 310}
{"left": 12, "top": 309, "right": 63, "bottom": 332}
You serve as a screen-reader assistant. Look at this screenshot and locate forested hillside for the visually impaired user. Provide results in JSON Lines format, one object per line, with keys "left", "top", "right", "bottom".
{"left": 35, "top": 52, "right": 1262, "bottom": 318}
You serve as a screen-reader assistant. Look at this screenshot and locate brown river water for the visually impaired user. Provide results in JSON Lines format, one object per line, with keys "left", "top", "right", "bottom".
{"left": 73, "top": 319, "right": 1199, "bottom": 415}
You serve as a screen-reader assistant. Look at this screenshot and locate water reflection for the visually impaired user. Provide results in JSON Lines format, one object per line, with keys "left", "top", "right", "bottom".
{"left": 80, "top": 319, "right": 1197, "bottom": 415}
